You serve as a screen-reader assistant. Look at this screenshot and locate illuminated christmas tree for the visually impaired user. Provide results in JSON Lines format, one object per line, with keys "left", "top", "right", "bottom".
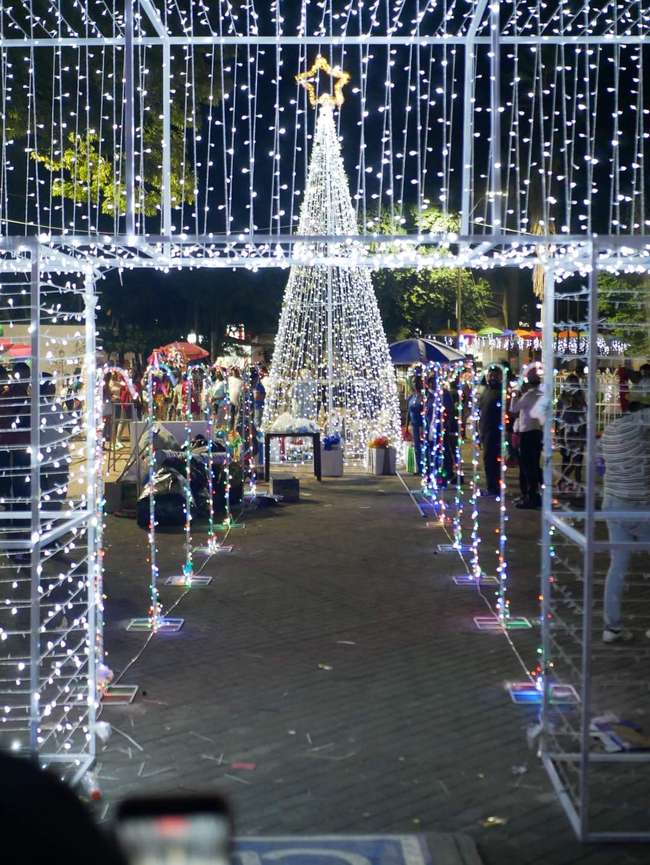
{"left": 264, "top": 58, "right": 401, "bottom": 458}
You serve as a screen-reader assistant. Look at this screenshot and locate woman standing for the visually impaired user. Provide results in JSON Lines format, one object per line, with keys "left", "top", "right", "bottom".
{"left": 228, "top": 367, "right": 243, "bottom": 430}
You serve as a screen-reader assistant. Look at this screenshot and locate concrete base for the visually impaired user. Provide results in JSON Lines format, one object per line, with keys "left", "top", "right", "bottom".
{"left": 104, "top": 480, "right": 137, "bottom": 515}
{"left": 321, "top": 447, "right": 344, "bottom": 477}
{"left": 271, "top": 475, "right": 300, "bottom": 502}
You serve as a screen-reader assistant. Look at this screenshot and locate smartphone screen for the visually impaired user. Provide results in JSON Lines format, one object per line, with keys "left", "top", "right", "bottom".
{"left": 116, "top": 796, "right": 231, "bottom": 865}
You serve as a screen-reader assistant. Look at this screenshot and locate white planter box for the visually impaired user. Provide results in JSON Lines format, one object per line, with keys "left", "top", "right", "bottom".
{"left": 321, "top": 446, "right": 343, "bottom": 477}
{"left": 368, "top": 446, "right": 396, "bottom": 476}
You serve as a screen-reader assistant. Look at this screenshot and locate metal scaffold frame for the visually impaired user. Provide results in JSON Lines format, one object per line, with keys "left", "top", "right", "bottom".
{"left": 0, "top": 237, "right": 99, "bottom": 781}
{"left": 539, "top": 245, "right": 650, "bottom": 842}
{"left": 0, "top": 1, "right": 647, "bottom": 268}
{"left": 0, "top": 3, "right": 648, "bottom": 837}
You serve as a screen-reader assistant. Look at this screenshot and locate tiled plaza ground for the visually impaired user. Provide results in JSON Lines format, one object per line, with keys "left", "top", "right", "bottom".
{"left": 95, "top": 467, "right": 649, "bottom": 865}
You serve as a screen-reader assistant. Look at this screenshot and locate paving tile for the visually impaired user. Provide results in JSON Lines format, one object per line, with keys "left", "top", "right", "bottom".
{"left": 95, "top": 470, "right": 648, "bottom": 864}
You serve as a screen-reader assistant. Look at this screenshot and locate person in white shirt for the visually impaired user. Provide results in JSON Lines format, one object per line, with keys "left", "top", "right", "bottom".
{"left": 600, "top": 383, "right": 650, "bottom": 643}
{"left": 209, "top": 368, "right": 228, "bottom": 426}
{"left": 260, "top": 367, "right": 271, "bottom": 396}
{"left": 510, "top": 364, "right": 544, "bottom": 509}
{"left": 228, "top": 367, "right": 242, "bottom": 430}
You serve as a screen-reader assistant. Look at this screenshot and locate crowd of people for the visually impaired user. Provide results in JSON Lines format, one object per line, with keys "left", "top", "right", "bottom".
{"left": 0, "top": 362, "right": 75, "bottom": 563}
{"left": 403, "top": 357, "right": 650, "bottom": 644}
{"left": 101, "top": 362, "right": 270, "bottom": 448}
{"left": 404, "top": 359, "right": 650, "bottom": 509}
{"left": 404, "top": 360, "right": 547, "bottom": 509}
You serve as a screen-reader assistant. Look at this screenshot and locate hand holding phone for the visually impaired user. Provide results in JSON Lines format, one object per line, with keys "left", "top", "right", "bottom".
{"left": 116, "top": 794, "right": 232, "bottom": 865}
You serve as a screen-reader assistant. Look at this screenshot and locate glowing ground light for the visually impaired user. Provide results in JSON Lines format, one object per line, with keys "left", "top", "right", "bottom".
{"left": 128, "top": 360, "right": 184, "bottom": 631}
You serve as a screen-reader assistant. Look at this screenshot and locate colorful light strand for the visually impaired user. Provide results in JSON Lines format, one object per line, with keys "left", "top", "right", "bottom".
{"left": 181, "top": 369, "right": 195, "bottom": 584}
{"left": 244, "top": 368, "right": 257, "bottom": 500}
{"left": 468, "top": 368, "right": 482, "bottom": 581}
{"left": 204, "top": 387, "right": 218, "bottom": 554}
{"left": 146, "top": 362, "right": 162, "bottom": 629}
{"left": 495, "top": 366, "right": 510, "bottom": 623}
{"left": 452, "top": 364, "right": 466, "bottom": 550}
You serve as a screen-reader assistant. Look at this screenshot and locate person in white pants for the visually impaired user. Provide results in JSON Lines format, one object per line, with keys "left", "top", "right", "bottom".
{"left": 600, "top": 383, "right": 650, "bottom": 643}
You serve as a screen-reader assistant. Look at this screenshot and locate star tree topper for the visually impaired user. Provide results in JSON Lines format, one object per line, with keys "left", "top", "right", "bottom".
{"left": 296, "top": 55, "right": 351, "bottom": 108}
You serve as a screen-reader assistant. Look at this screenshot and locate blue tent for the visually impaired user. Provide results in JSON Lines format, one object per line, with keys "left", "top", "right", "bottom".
{"left": 389, "top": 338, "right": 465, "bottom": 366}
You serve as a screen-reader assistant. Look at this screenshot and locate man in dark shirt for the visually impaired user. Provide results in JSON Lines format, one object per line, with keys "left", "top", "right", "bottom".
{"left": 405, "top": 380, "right": 425, "bottom": 475}
{"left": 479, "top": 365, "right": 503, "bottom": 496}
{"left": 0, "top": 361, "right": 32, "bottom": 553}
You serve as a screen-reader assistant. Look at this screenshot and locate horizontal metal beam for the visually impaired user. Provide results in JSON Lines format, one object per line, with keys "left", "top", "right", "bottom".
{"left": 42, "top": 231, "right": 650, "bottom": 249}
{"left": 548, "top": 514, "right": 587, "bottom": 549}
{"left": 37, "top": 231, "right": 597, "bottom": 246}
{"left": 550, "top": 510, "right": 650, "bottom": 522}
{"left": 2, "top": 230, "right": 649, "bottom": 273}
{"left": 548, "top": 751, "right": 650, "bottom": 763}
{"left": 0, "top": 34, "right": 648, "bottom": 48}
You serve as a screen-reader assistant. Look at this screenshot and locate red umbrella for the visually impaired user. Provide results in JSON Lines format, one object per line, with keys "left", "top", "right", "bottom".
{"left": 148, "top": 341, "right": 209, "bottom": 364}
{"left": 0, "top": 341, "right": 31, "bottom": 358}
{"left": 7, "top": 343, "right": 31, "bottom": 358}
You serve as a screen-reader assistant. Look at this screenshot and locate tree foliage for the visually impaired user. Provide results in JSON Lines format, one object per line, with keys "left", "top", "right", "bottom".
{"left": 97, "top": 267, "right": 284, "bottom": 361}
{"left": 399, "top": 267, "right": 490, "bottom": 336}
{"left": 598, "top": 273, "right": 650, "bottom": 355}
{"left": 369, "top": 206, "right": 491, "bottom": 339}
{"left": 19, "top": 22, "right": 222, "bottom": 221}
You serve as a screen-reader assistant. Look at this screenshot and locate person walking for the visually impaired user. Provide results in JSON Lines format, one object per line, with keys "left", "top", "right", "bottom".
{"left": 210, "top": 368, "right": 228, "bottom": 426}
{"left": 253, "top": 370, "right": 266, "bottom": 429}
{"left": 557, "top": 373, "right": 587, "bottom": 492}
{"left": 405, "top": 379, "right": 425, "bottom": 475}
{"left": 511, "top": 364, "right": 544, "bottom": 509}
{"left": 116, "top": 374, "right": 134, "bottom": 447}
{"left": 101, "top": 371, "right": 113, "bottom": 444}
{"left": 40, "top": 373, "right": 70, "bottom": 516}
{"left": 600, "top": 383, "right": 650, "bottom": 643}
{"left": 479, "top": 365, "right": 503, "bottom": 497}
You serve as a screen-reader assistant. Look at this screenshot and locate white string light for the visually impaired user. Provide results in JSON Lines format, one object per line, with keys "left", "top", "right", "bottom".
{"left": 264, "top": 87, "right": 401, "bottom": 456}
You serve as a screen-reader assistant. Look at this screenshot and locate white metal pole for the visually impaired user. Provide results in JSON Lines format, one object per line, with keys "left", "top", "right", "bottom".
{"left": 497, "top": 364, "right": 509, "bottom": 622}
{"left": 139, "top": 0, "right": 170, "bottom": 239}
{"left": 183, "top": 371, "right": 193, "bottom": 580}
{"left": 540, "top": 266, "right": 555, "bottom": 738}
{"left": 124, "top": 0, "right": 136, "bottom": 236}
{"left": 489, "top": 0, "right": 502, "bottom": 233}
{"left": 147, "top": 364, "right": 159, "bottom": 627}
{"left": 83, "top": 270, "right": 98, "bottom": 751}
{"left": 29, "top": 245, "right": 41, "bottom": 753}
{"left": 162, "top": 39, "right": 172, "bottom": 239}
{"left": 460, "top": 44, "right": 475, "bottom": 237}
{"left": 579, "top": 244, "right": 599, "bottom": 840}
{"left": 460, "top": 0, "right": 489, "bottom": 235}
